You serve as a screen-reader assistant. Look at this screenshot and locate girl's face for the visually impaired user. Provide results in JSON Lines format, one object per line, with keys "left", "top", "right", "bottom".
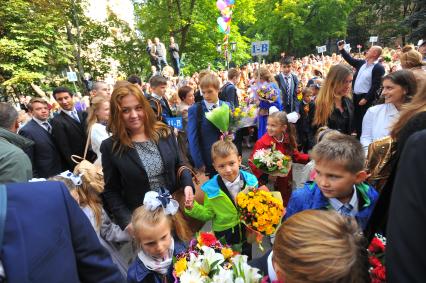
{"left": 267, "top": 117, "right": 287, "bottom": 139}
{"left": 382, "top": 79, "right": 406, "bottom": 106}
{"left": 120, "top": 94, "right": 145, "bottom": 134}
{"left": 96, "top": 101, "right": 110, "bottom": 123}
{"left": 336, "top": 74, "right": 353, "bottom": 96}
{"left": 184, "top": 90, "right": 195, "bottom": 106}
{"left": 136, "top": 218, "right": 172, "bottom": 259}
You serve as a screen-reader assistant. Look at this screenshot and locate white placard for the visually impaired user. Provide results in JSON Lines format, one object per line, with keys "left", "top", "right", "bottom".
{"left": 66, "top": 72, "right": 78, "bottom": 82}
{"left": 251, "top": 41, "right": 270, "bottom": 56}
{"left": 316, "top": 45, "right": 326, "bottom": 53}
{"left": 370, "top": 36, "right": 378, "bottom": 43}
{"left": 344, "top": 43, "right": 351, "bottom": 52}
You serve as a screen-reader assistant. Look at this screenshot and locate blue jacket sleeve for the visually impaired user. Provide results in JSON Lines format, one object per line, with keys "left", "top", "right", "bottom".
{"left": 339, "top": 49, "right": 364, "bottom": 70}
{"left": 60, "top": 182, "right": 125, "bottom": 283}
{"left": 285, "top": 188, "right": 306, "bottom": 220}
{"left": 292, "top": 76, "right": 300, "bottom": 113}
{"left": 187, "top": 104, "right": 204, "bottom": 169}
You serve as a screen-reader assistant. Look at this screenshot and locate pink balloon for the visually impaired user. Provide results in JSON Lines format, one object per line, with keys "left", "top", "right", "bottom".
{"left": 223, "top": 16, "right": 231, "bottom": 22}
{"left": 216, "top": 0, "right": 227, "bottom": 10}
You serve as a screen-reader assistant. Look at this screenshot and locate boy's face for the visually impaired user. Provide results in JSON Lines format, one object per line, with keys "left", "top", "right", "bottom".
{"left": 303, "top": 93, "right": 312, "bottom": 103}
{"left": 201, "top": 86, "right": 219, "bottom": 103}
{"left": 281, "top": 64, "right": 291, "bottom": 75}
{"left": 213, "top": 153, "right": 241, "bottom": 183}
{"left": 151, "top": 84, "right": 167, "bottom": 97}
{"left": 314, "top": 159, "right": 366, "bottom": 203}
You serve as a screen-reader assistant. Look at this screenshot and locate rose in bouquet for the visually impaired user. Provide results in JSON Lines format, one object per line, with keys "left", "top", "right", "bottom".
{"left": 251, "top": 143, "right": 292, "bottom": 177}
{"left": 236, "top": 187, "right": 285, "bottom": 249}
{"left": 173, "top": 232, "right": 262, "bottom": 283}
{"left": 368, "top": 234, "right": 386, "bottom": 283}
{"left": 253, "top": 82, "right": 278, "bottom": 102}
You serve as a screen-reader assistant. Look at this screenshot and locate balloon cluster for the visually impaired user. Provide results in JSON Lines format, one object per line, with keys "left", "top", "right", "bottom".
{"left": 216, "top": 0, "right": 234, "bottom": 35}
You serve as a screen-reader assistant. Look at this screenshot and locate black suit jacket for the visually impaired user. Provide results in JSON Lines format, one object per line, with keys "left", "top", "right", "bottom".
{"left": 275, "top": 73, "right": 300, "bottom": 113}
{"left": 387, "top": 129, "right": 426, "bottom": 282}
{"left": 219, "top": 82, "right": 239, "bottom": 108}
{"left": 19, "top": 119, "right": 63, "bottom": 178}
{"left": 340, "top": 49, "right": 385, "bottom": 103}
{"left": 51, "top": 110, "right": 89, "bottom": 171}
{"left": 100, "top": 133, "right": 194, "bottom": 229}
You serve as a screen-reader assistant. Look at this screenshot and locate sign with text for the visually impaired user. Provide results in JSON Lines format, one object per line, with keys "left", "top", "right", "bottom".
{"left": 370, "top": 36, "right": 378, "bottom": 43}
{"left": 316, "top": 45, "right": 326, "bottom": 53}
{"left": 166, "top": 117, "right": 183, "bottom": 130}
{"left": 67, "top": 71, "right": 78, "bottom": 82}
{"left": 251, "top": 41, "right": 270, "bottom": 56}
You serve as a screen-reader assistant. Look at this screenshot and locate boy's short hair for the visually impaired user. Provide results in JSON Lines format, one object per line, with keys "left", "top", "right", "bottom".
{"left": 149, "top": 75, "right": 168, "bottom": 88}
{"left": 200, "top": 73, "right": 220, "bottom": 90}
{"left": 227, "top": 68, "right": 240, "bottom": 80}
{"left": 127, "top": 74, "right": 142, "bottom": 86}
{"left": 302, "top": 87, "right": 312, "bottom": 97}
{"left": 27, "top": 97, "right": 48, "bottom": 111}
{"left": 211, "top": 140, "right": 239, "bottom": 161}
{"left": 311, "top": 134, "right": 364, "bottom": 173}
{"left": 280, "top": 57, "right": 293, "bottom": 66}
{"left": 52, "top": 86, "right": 73, "bottom": 99}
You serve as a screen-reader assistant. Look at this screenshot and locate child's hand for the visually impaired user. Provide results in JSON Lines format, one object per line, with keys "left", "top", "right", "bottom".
{"left": 184, "top": 186, "right": 194, "bottom": 210}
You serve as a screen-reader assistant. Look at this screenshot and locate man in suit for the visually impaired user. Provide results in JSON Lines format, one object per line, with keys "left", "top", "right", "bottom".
{"left": 338, "top": 41, "right": 385, "bottom": 138}
{"left": 51, "top": 86, "right": 91, "bottom": 171}
{"left": 19, "top": 98, "right": 63, "bottom": 178}
{"left": 0, "top": 181, "right": 124, "bottom": 282}
{"left": 275, "top": 57, "right": 300, "bottom": 114}
{"left": 169, "top": 36, "right": 180, "bottom": 76}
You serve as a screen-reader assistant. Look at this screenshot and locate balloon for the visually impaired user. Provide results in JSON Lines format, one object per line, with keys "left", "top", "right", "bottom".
{"left": 216, "top": 0, "right": 227, "bottom": 10}
{"left": 217, "top": 17, "right": 227, "bottom": 33}
{"left": 221, "top": 7, "right": 232, "bottom": 17}
{"left": 223, "top": 16, "right": 231, "bottom": 22}
{"left": 225, "top": 0, "right": 235, "bottom": 4}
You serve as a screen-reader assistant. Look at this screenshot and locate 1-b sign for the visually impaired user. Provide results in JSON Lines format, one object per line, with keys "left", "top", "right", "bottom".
{"left": 251, "top": 41, "right": 269, "bottom": 56}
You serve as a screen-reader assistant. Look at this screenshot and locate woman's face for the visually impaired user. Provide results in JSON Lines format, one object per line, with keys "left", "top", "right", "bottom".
{"left": 96, "top": 101, "right": 110, "bottom": 123}
{"left": 120, "top": 94, "right": 145, "bottom": 134}
{"left": 336, "top": 74, "right": 353, "bottom": 96}
{"left": 184, "top": 90, "right": 195, "bottom": 106}
{"left": 382, "top": 79, "right": 406, "bottom": 106}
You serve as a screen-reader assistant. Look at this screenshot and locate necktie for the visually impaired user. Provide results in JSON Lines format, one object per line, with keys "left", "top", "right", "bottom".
{"left": 42, "top": 122, "right": 52, "bottom": 134}
{"left": 209, "top": 104, "right": 217, "bottom": 111}
{"left": 70, "top": 111, "right": 80, "bottom": 123}
{"left": 339, "top": 204, "right": 353, "bottom": 217}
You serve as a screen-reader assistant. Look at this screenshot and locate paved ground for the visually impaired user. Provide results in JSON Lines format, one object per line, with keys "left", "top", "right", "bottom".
{"left": 201, "top": 146, "right": 306, "bottom": 258}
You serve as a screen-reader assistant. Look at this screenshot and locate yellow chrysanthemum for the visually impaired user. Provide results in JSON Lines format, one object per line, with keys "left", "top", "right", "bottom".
{"left": 174, "top": 258, "right": 187, "bottom": 277}
{"left": 221, "top": 248, "right": 234, "bottom": 259}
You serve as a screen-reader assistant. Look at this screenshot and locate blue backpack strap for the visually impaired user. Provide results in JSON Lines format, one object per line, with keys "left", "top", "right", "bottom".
{"left": 0, "top": 185, "right": 7, "bottom": 248}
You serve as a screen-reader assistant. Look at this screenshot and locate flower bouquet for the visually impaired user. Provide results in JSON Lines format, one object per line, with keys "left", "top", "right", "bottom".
{"left": 229, "top": 105, "right": 257, "bottom": 132}
{"left": 236, "top": 186, "right": 285, "bottom": 249}
{"left": 251, "top": 143, "right": 292, "bottom": 177}
{"left": 368, "top": 234, "right": 386, "bottom": 283}
{"left": 173, "top": 232, "right": 262, "bottom": 283}
{"left": 253, "top": 82, "right": 278, "bottom": 102}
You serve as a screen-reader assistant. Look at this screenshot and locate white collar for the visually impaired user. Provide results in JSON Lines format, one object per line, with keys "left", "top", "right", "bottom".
{"left": 223, "top": 174, "right": 241, "bottom": 187}
{"left": 204, "top": 100, "right": 219, "bottom": 110}
{"left": 151, "top": 93, "right": 163, "bottom": 101}
{"left": 32, "top": 117, "right": 49, "bottom": 125}
{"left": 329, "top": 185, "right": 358, "bottom": 215}
{"left": 267, "top": 251, "right": 278, "bottom": 281}
{"left": 61, "top": 108, "right": 77, "bottom": 115}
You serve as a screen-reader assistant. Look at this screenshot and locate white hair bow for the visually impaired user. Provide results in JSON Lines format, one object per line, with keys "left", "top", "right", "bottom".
{"left": 143, "top": 189, "right": 179, "bottom": 215}
{"left": 59, "top": 170, "right": 83, "bottom": 186}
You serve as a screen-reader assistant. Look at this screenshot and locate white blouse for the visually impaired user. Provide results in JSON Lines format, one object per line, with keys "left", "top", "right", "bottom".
{"left": 90, "top": 123, "right": 110, "bottom": 166}
{"left": 361, "top": 103, "right": 399, "bottom": 152}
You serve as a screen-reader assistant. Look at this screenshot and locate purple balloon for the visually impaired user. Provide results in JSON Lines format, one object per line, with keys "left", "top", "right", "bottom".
{"left": 225, "top": 0, "right": 235, "bottom": 5}
{"left": 216, "top": 0, "right": 227, "bottom": 10}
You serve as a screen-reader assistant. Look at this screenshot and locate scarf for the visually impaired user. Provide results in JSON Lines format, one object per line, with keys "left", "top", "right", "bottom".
{"left": 137, "top": 237, "right": 175, "bottom": 275}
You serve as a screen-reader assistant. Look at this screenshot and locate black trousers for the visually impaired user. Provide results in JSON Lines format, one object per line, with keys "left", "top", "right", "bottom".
{"left": 353, "top": 94, "right": 371, "bottom": 138}
{"left": 233, "top": 127, "right": 249, "bottom": 156}
{"left": 215, "top": 224, "right": 252, "bottom": 260}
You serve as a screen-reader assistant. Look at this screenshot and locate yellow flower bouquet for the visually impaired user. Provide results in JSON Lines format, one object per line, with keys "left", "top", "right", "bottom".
{"left": 236, "top": 186, "right": 285, "bottom": 249}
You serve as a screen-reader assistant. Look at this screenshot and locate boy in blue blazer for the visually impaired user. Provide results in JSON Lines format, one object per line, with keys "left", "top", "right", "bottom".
{"left": 286, "top": 134, "right": 378, "bottom": 230}
{"left": 187, "top": 73, "right": 228, "bottom": 177}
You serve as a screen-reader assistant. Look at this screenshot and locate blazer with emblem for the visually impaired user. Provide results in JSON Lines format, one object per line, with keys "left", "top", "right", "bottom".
{"left": 100, "top": 133, "right": 194, "bottom": 229}
{"left": 19, "top": 119, "right": 63, "bottom": 178}
{"left": 51, "top": 110, "right": 89, "bottom": 170}
{"left": 2, "top": 181, "right": 124, "bottom": 283}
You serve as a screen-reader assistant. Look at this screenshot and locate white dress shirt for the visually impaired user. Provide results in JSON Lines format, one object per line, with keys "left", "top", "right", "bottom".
{"left": 354, "top": 62, "right": 375, "bottom": 94}
{"left": 61, "top": 108, "right": 80, "bottom": 122}
{"left": 90, "top": 123, "right": 110, "bottom": 166}
{"left": 360, "top": 103, "right": 399, "bottom": 152}
{"left": 223, "top": 174, "right": 243, "bottom": 200}
{"left": 204, "top": 100, "right": 220, "bottom": 111}
{"left": 267, "top": 251, "right": 278, "bottom": 281}
{"left": 32, "top": 117, "right": 51, "bottom": 133}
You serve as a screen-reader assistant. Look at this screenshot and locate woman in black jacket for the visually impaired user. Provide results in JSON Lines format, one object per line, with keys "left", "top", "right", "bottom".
{"left": 101, "top": 82, "right": 194, "bottom": 231}
{"left": 313, "top": 64, "right": 354, "bottom": 135}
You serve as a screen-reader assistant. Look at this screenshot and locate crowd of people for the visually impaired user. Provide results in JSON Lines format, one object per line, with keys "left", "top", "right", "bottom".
{"left": 0, "top": 38, "right": 426, "bottom": 282}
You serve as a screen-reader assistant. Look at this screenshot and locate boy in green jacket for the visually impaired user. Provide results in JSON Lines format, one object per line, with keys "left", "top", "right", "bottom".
{"left": 185, "top": 140, "right": 258, "bottom": 258}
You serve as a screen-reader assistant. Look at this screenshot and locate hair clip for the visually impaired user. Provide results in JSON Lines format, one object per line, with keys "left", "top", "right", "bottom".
{"left": 143, "top": 188, "right": 179, "bottom": 215}
{"left": 59, "top": 170, "right": 83, "bottom": 186}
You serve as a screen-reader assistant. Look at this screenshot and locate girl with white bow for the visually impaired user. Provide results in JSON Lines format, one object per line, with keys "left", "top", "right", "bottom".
{"left": 127, "top": 190, "right": 186, "bottom": 283}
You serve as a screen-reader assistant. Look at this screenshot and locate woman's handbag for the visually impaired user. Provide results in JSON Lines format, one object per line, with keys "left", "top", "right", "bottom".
{"left": 365, "top": 136, "right": 396, "bottom": 193}
{"left": 172, "top": 166, "right": 208, "bottom": 242}
{"left": 71, "top": 128, "right": 104, "bottom": 193}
